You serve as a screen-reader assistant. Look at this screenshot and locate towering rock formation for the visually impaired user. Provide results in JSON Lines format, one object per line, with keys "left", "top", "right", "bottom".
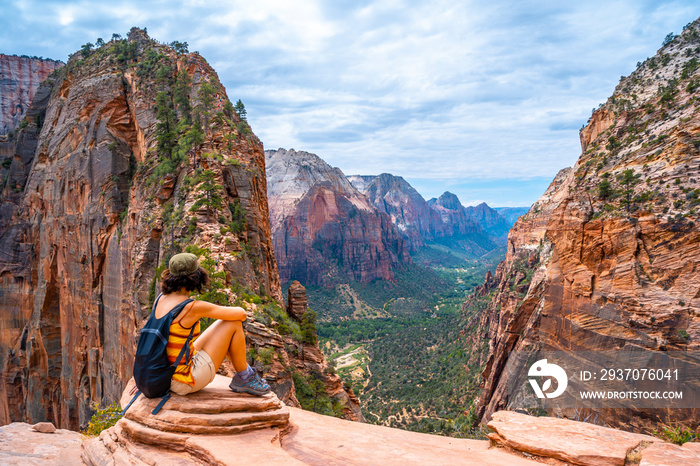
{"left": 0, "top": 29, "right": 358, "bottom": 430}
{"left": 428, "top": 192, "right": 498, "bottom": 255}
{"left": 472, "top": 19, "right": 700, "bottom": 432}
{"left": 0, "top": 54, "right": 62, "bottom": 135}
{"left": 464, "top": 202, "right": 510, "bottom": 238}
{"left": 348, "top": 173, "right": 444, "bottom": 251}
{"left": 266, "top": 149, "right": 409, "bottom": 286}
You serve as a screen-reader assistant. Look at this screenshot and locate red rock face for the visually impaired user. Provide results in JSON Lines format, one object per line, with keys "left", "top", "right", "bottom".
{"left": 464, "top": 203, "right": 510, "bottom": 238}
{"left": 0, "top": 30, "right": 329, "bottom": 430}
{"left": 473, "top": 21, "right": 700, "bottom": 433}
{"left": 349, "top": 173, "right": 444, "bottom": 252}
{"left": 266, "top": 149, "right": 410, "bottom": 286}
{"left": 0, "top": 54, "right": 62, "bottom": 134}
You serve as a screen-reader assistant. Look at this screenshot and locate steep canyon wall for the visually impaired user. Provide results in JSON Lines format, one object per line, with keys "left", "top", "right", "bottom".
{"left": 472, "top": 19, "right": 700, "bottom": 433}
{"left": 0, "top": 29, "right": 359, "bottom": 429}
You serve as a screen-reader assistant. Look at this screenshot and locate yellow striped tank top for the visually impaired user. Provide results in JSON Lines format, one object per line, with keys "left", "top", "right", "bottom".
{"left": 167, "top": 312, "right": 201, "bottom": 386}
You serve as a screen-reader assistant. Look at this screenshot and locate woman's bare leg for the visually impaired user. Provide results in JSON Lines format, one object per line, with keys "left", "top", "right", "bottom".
{"left": 193, "top": 320, "right": 247, "bottom": 372}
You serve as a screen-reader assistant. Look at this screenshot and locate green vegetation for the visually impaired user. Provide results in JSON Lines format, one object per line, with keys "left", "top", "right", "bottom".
{"left": 227, "top": 200, "right": 247, "bottom": 234}
{"left": 598, "top": 177, "right": 613, "bottom": 200}
{"left": 83, "top": 403, "right": 122, "bottom": 437}
{"left": 681, "top": 57, "right": 699, "bottom": 79}
{"left": 293, "top": 370, "right": 343, "bottom": 417}
{"left": 653, "top": 425, "right": 698, "bottom": 445}
{"left": 618, "top": 168, "right": 641, "bottom": 212}
{"left": 234, "top": 99, "right": 247, "bottom": 121}
{"left": 305, "top": 252, "right": 498, "bottom": 322}
{"left": 315, "top": 250, "right": 500, "bottom": 436}
{"left": 189, "top": 169, "right": 224, "bottom": 220}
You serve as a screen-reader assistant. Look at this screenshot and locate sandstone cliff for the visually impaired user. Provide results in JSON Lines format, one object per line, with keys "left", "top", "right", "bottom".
{"left": 464, "top": 202, "right": 510, "bottom": 238}
{"left": 0, "top": 29, "right": 358, "bottom": 430}
{"left": 0, "top": 54, "right": 62, "bottom": 135}
{"left": 266, "top": 148, "right": 410, "bottom": 286}
{"left": 428, "top": 192, "right": 498, "bottom": 255}
{"left": 348, "top": 173, "right": 445, "bottom": 252}
{"left": 472, "top": 19, "right": 700, "bottom": 433}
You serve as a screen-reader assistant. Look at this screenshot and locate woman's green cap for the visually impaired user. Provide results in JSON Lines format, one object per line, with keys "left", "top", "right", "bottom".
{"left": 169, "top": 253, "right": 199, "bottom": 276}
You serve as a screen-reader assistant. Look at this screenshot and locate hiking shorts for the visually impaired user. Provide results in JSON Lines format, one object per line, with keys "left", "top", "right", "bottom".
{"left": 170, "top": 350, "right": 216, "bottom": 395}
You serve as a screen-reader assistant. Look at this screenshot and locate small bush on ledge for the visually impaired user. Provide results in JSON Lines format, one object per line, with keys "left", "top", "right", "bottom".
{"left": 83, "top": 402, "right": 123, "bottom": 437}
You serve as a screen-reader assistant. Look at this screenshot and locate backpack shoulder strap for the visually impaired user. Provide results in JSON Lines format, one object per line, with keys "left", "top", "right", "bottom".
{"left": 121, "top": 390, "right": 141, "bottom": 416}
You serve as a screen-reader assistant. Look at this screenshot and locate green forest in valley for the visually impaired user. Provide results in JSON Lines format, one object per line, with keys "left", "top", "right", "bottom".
{"left": 311, "top": 245, "right": 502, "bottom": 437}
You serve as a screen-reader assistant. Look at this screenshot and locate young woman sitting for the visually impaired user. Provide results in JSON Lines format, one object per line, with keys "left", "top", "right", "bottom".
{"left": 154, "top": 252, "right": 270, "bottom": 396}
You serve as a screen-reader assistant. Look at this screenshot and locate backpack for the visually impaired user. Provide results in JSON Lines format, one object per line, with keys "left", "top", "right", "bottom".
{"left": 122, "top": 293, "right": 195, "bottom": 415}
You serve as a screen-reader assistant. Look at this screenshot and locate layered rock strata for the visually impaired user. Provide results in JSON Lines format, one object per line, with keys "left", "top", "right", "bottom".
{"left": 348, "top": 173, "right": 445, "bottom": 251}
{"left": 472, "top": 19, "right": 700, "bottom": 432}
{"left": 0, "top": 29, "right": 356, "bottom": 430}
{"left": 266, "top": 148, "right": 409, "bottom": 286}
{"left": 0, "top": 54, "right": 62, "bottom": 134}
{"left": 82, "top": 375, "right": 291, "bottom": 465}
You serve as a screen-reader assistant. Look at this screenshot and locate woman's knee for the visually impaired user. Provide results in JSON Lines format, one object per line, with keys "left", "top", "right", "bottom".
{"left": 218, "top": 319, "right": 242, "bottom": 331}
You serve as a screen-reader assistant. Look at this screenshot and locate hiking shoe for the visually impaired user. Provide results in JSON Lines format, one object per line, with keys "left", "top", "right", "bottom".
{"left": 229, "top": 371, "right": 271, "bottom": 396}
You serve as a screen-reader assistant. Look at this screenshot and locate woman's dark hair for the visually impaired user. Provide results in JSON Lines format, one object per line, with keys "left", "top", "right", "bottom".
{"left": 161, "top": 267, "right": 210, "bottom": 294}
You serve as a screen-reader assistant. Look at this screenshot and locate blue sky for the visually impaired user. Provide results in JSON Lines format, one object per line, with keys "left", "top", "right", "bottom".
{"left": 1, "top": 1, "right": 698, "bottom": 206}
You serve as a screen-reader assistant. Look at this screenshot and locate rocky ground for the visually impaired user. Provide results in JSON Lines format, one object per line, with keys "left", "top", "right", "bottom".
{"left": 3, "top": 383, "right": 698, "bottom": 465}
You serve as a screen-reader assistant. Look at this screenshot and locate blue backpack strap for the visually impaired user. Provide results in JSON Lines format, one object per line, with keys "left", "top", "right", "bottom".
{"left": 151, "top": 325, "right": 195, "bottom": 416}
{"left": 152, "top": 300, "right": 197, "bottom": 416}
{"left": 121, "top": 390, "right": 141, "bottom": 416}
{"left": 152, "top": 392, "right": 171, "bottom": 415}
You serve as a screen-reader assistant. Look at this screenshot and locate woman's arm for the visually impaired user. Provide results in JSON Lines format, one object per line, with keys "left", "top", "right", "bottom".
{"left": 179, "top": 300, "right": 247, "bottom": 327}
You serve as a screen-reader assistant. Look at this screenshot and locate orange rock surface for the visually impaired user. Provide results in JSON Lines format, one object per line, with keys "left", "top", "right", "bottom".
{"left": 0, "top": 29, "right": 356, "bottom": 431}
{"left": 473, "top": 19, "right": 700, "bottom": 432}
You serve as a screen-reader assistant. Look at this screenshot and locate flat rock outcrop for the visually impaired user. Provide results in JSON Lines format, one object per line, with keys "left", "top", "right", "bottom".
{"left": 266, "top": 148, "right": 409, "bottom": 286}
{"left": 0, "top": 421, "right": 83, "bottom": 465}
{"left": 0, "top": 54, "right": 62, "bottom": 134}
{"left": 473, "top": 18, "right": 700, "bottom": 432}
{"left": 84, "top": 389, "right": 539, "bottom": 465}
{"left": 118, "top": 376, "right": 289, "bottom": 435}
{"left": 488, "top": 411, "right": 662, "bottom": 466}
{"left": 82, "top": 375, "right": 291, "bottom": 465}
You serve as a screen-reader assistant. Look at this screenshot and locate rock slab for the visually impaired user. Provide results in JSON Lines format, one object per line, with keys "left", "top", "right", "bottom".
{"left": 0, "top": 422, "right": 83, "bottom": 465}
{"left": 487, "top": 411, "right": 664, "bottom": 466}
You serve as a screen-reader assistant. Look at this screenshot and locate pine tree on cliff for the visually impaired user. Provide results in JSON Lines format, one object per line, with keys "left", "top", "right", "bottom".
{"left": 197, "top": 82, "right": 215, "bottom": 136}
{"left": 155, "top": 91, "right": 177, "bottom": 158}
{"left": 234, "top": 99, "right": 246, "bottom": 121}
{"left": 173, "top": 69, "right": 192, "bottom": 124}
{"left": 189, "top": 169, "right": 224, "bottom": 221}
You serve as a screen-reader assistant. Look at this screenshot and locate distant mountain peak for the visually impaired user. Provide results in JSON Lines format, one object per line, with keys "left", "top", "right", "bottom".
{"left": 434, "top": 191, "right": 463, "bottom": 210}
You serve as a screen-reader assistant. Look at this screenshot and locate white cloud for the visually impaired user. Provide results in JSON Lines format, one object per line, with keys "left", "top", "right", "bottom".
{"left": 0, "top": 0, "right": 698, "bottom": 204}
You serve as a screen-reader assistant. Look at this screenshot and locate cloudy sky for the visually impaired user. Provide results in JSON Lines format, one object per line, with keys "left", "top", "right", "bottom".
{"left": 1, "top": 1, "right": 698, "bottom": 206}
